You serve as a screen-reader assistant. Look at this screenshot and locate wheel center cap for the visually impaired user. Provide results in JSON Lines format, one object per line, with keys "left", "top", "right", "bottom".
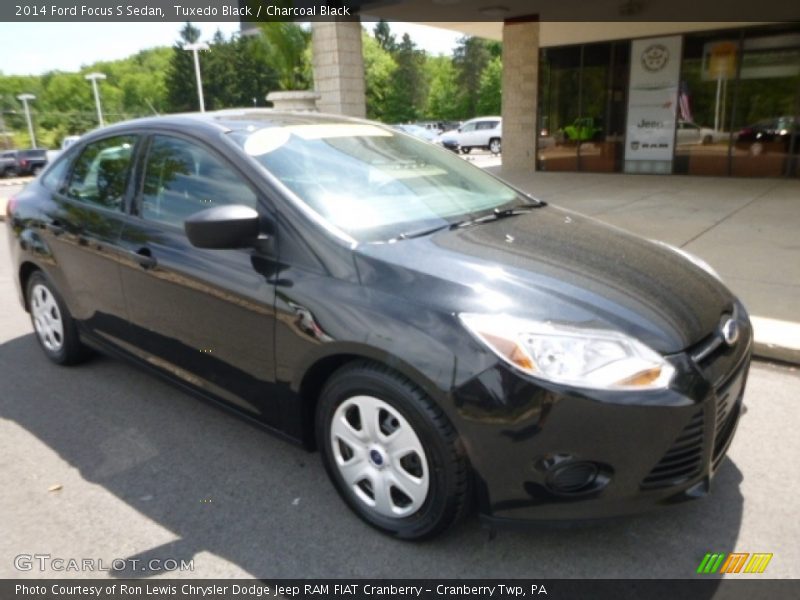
{"left": 369, "top": 448, "right": 386, "bottom": 468}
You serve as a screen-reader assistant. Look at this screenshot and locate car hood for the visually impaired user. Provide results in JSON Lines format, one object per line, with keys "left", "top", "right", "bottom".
{"left": 354, "top": 206, "right": 735, "bottom": 354}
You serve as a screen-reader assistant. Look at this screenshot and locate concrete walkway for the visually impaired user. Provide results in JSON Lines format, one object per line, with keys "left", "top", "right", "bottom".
{"left": 490, "top": 168, "right": 800, "bottom": 364}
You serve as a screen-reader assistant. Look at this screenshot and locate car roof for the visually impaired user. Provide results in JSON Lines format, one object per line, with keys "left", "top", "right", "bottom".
{"left": 465, "top": 116, "right": 502, "bottom": 122}
{"left": 86, "top": 109, "right": 375, "bottom": 140}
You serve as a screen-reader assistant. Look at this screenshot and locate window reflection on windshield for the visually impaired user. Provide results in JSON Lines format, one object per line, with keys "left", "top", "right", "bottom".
{"left": 232, "top": 124, "right": 519, "bottom": 242}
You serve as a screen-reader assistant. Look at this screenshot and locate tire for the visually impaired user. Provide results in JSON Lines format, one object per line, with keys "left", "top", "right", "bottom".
{"left": 316, "top": 361, "right": 471, "bottom": 540}
{"left": 26, "top": 271, "right": 90, "bottom": 365}
{"left": 460, "top": 146, "right": 471, "bottom": 154}
{"left": 489, "top": 138, "right": 502, "bottom": 155}
{"left": 702, "top": 134, "right": 712, "bottom": 145}
{"left": 32, "top": 165, "right": 43, "bottom": 176}
{"left": 3, "top": 167, "right": 15, "bottom": 178}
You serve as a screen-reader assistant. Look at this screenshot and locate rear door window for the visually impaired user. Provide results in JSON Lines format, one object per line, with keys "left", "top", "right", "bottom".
{"left": 65, "top": 135, "right": 137, "bottom": 211}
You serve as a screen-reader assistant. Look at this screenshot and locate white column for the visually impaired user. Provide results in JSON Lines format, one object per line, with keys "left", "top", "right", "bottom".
{"left": 501, "top": 19, "right": 540, "bottom": 172}
{"left": 311, "top": 20, "right": 366, "bottom": 118}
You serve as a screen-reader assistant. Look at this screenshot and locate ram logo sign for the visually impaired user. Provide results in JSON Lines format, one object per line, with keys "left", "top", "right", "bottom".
{"left": 697, "top": 552, "right": 773, "bottom": 574}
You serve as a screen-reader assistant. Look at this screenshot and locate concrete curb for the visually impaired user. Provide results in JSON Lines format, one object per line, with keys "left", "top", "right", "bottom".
{"left": 752, "top": 317, "right": 800, "bottom": 365}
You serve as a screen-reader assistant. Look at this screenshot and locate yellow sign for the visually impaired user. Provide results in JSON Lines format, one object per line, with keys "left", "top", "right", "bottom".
{"left": 705, "top": 41, "right": 738, "bottom": 79}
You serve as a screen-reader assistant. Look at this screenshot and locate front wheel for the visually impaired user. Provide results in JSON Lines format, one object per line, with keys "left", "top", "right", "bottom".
{"left": 489, "top": 138, "right": 502, "bottom": 155}
{"left": 460, "top": 146, "right": 471, "bottom": 154}
{"left": 317, "top": 361, "right": 471, "bottom": 540}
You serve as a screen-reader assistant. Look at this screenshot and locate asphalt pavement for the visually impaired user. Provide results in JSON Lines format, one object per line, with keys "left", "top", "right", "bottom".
{"left": 1, "top": 223, "right": 799, "bottom": 579}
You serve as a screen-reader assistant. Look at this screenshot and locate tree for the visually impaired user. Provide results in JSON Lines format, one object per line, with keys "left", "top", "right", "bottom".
{"left": 452, "top": 36, "right": 491, "bottom": 118}
{"left": 362, "top": 31, "right": 396, "bottom": 121}
{"left": 424, "top": 56, "right": 460, "bottom": 120}
{"left": 258, "top": 22, "right": 311, "bottom": 91}
{"left": 373, "top": 20, "right": 397, "bottom": 54}
{"left": 477, "top": 55, "right": 502, "bottom": 116}
{"left": 167, "top": 22, "right": 203, "bottom": 113}
{"left": 385, "top": 33, "right": 427, "bottom": 123}
{"left": 204, "top": 29, "right": 240, "bottom": 110}
{"left": 232, "top": 34, "right": 280, "bottom": 107}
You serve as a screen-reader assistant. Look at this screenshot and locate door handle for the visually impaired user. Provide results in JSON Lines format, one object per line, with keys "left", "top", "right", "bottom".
{"left": 133, "top": 247, "right": 157, "bottom": 270}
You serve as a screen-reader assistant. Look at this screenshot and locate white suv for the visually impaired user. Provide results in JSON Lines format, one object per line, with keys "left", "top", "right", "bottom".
{"left": 437, "top": 117, "right": 502, "bottom": 155}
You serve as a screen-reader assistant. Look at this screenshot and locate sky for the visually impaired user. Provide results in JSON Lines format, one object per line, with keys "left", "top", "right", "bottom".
{"left": 0, "top": 21, "right": 463, "bottom": 76}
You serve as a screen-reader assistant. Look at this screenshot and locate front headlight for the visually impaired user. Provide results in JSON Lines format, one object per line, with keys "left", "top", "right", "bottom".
{"left": 460, "top": 313, "right": 675, "bottom": 391}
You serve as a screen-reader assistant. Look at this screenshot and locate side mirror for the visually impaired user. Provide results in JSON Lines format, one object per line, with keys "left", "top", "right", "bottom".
{"left": 185, "top": 205, "right": 262, "bottom": 249}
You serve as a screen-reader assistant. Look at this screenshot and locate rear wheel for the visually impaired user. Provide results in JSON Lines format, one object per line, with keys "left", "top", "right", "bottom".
{"left": 27, "top": 272, "right": 90, "bottom": 365}
{"left": 489, "top": 138, "right": 502, "bottom": 155}
{"left": 32, "top": 165, "right": 44, "bottom": 176}
{"left": 317, "top": 361, "right": 471, "bottom": 539}
{"left": 460, "top": 146, "right": 471, "bottom": 154}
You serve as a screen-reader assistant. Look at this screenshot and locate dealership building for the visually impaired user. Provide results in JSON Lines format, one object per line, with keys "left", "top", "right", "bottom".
{"left": 271, "top": 1, "right": 800, "bottom": 178}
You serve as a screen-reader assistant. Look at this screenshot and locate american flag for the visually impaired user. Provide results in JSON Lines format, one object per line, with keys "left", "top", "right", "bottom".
{"left": 679, "top": 81, "right": 693, "bottom": 122}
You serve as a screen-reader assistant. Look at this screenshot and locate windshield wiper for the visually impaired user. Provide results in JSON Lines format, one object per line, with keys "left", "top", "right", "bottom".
{"left": 393, "top": 203, "right": 542, "bottom": 242}
{"left": 451, "top": 204, "right": 539, "bottom": 230}
{"left": 394, "top": 223, "right": 451, "bottom": 241}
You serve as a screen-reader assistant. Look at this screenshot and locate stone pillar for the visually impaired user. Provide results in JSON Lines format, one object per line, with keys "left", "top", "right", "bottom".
{"left": 501, "top": 18, "right": 539, "bottom": 173}
{"left": 311, "top": 20, "right": 366, "bottom": 118}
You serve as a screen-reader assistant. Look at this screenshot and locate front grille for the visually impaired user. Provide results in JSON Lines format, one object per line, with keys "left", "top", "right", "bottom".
{"left": 712, "top": 366, "right": 746, "bottom": 469}
{"left": 641, "top": 411, "right": 704, "bottom": 489}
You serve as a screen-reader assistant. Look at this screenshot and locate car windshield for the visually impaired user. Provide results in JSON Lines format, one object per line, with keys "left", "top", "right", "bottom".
{"left": 231, "top": 123, "right": 523, "bottom": 243}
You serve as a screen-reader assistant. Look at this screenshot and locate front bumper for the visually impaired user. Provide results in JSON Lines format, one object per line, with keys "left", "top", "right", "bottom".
{"left": 452, "top": 312, "right": 752, "bottom": 523}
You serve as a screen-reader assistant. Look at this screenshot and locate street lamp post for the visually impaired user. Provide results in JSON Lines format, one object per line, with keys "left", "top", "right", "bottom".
{"left": 85, "top": 72, "right": 107, "bottom": 126}
{"left": 17, "top": 93, "right": 36, "bottom": 148}
{"left": 184, "top": 42, "right": 209, "bottom": 112}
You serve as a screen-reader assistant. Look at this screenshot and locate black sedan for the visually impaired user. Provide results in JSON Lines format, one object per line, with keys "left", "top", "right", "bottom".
{"left": 736, "top": 115, "right": 799, "bottom": 154}
{"left": 5, "top": 110, "right": 752, "bottom": 539}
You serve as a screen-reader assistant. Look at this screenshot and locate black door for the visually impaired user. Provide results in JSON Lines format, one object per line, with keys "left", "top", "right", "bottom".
{"left": 117, "top": 133, "right": 280, "bottom": 425}
{"left": 42, "top": 134, "right": 139, "bottom": 345}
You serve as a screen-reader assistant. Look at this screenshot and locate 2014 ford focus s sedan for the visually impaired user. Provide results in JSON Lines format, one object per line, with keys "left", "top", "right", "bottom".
{"left": 5, "top": 110, "right": 752, "bottom": 539}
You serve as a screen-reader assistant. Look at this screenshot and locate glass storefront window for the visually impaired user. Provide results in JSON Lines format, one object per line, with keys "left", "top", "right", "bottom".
{"left": 538, "top": 42, "right": 629, "bottom": 173}
{"left": 538, "top": 46, "right": 581, "bottom": 171}
{"left": 731, "top": 28, "right": 800, "bottom": 177}
{"left": 537, "top": 24, "right": 800, "bottom": 178}
{"left": 673, "top": 31, "right": 740, "bottom": 176}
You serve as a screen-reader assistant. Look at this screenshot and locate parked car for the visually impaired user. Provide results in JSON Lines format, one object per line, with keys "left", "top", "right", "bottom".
{"left": 1, "top": 148, "right": 48, "bottom": 177}
{"left": 6, "top": 110, "right": 752, "bottom": 539}
{"left": 0, "top": 150, "right": 17, "bottom": 177}
{"left": 413, "top": 121, "right": 445, "bottom": 135}
{"left": 391, "top": 123, "right": 438, "bottom": 142}
{"left": 676, "top": 120, "right": 722, "bottom": 145}
{"left": 736, "top": 116, "right": 799, "bottom": 154}
{"left": 436, "top": 117, "right": 502, "bottom": 155}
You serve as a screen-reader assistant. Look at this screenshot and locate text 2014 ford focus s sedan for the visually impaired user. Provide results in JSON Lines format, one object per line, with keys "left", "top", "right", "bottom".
{"left": 5, "top": 111, "right": 752, "bottom": 539}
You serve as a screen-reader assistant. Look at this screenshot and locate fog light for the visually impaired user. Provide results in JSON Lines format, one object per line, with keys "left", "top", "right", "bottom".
{"left": 547, "top": 461, "right": 598, "bottom": 494}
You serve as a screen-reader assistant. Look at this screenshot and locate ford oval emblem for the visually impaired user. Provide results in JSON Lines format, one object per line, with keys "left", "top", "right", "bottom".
{"left": 721, "top": 318, "right": 739, "bottom": 346}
